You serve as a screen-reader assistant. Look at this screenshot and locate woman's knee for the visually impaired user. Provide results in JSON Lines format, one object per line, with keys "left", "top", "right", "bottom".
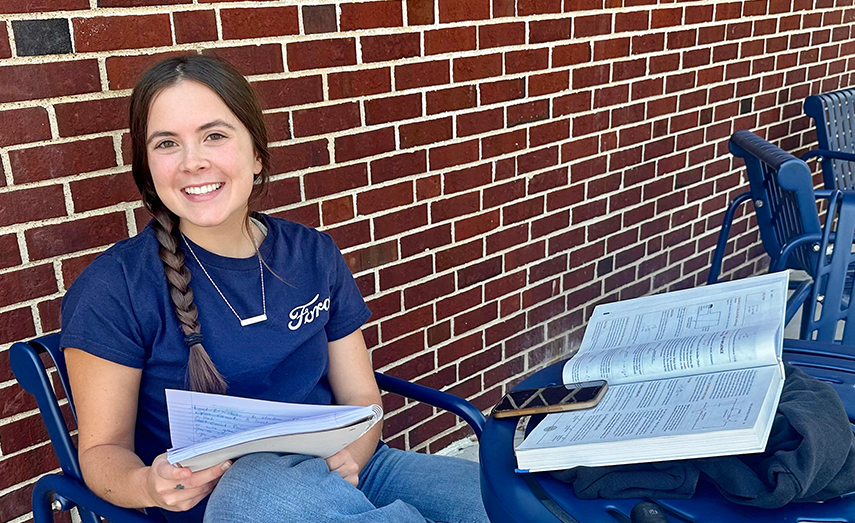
{"left": 204, "top": 453, "right": 332, "bottom": 522}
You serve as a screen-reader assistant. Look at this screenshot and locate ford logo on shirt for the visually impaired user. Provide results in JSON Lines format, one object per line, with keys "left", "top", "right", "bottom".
{"left": 288, "top": 294, "right": 331, "bottom": 331}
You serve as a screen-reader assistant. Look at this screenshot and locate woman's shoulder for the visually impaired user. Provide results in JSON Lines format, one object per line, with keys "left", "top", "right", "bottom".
{"left": 70, "top": 223, "right": 162, "bottom": 287}
{"left": 262, "top": 214, "right": 339, "bottom": 254}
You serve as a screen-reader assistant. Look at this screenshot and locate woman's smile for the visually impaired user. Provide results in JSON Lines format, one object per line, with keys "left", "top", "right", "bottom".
{"left": 182, "top": 182, "right": 227, "bottom": 204}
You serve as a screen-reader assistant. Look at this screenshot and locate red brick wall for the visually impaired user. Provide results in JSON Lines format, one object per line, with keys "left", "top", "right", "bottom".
{"left": 0, "top": 0, "right": 853, "bottom": 519}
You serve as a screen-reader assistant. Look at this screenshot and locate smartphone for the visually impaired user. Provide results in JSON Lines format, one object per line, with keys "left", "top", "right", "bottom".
{"left": 491, "top": 380, "right": 608, "bottom": 418}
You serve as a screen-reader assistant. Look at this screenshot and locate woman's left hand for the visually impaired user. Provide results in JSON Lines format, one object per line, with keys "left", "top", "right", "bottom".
{"left": 325, "top": 448, "right": 360, "bottom": 486}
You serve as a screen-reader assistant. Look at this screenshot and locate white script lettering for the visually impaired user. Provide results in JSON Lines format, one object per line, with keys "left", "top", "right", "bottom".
{"left": 288, "top": 294, "right": 331, "bottom": 331}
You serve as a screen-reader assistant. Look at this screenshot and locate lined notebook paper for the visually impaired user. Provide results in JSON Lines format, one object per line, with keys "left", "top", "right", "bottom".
{"left": 166, "top": 390, "right": 383, "bottom": 470}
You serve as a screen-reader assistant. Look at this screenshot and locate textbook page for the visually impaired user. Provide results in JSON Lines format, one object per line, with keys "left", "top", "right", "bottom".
{"left": 563, "top": 273, "right": 787, "bottom": 386}
{"left": 166, "top": 390, "right": 374, "bottom": 449}
{"left": 520, "top": 365, "right": 779, "bottom": 455}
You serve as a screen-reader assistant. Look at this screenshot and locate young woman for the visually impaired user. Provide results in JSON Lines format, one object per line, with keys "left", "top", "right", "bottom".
{"left": 61, "top": 55, "right": 488, "bottom": 523}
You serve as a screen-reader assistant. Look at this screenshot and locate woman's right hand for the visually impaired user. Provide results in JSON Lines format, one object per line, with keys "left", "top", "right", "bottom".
{"left": 146, "top": 453, "right": 231, "bottom": 512}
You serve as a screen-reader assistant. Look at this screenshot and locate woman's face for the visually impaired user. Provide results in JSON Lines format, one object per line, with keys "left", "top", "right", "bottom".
{"left": 145, "top": 79, "right": 261, "bottom": 235}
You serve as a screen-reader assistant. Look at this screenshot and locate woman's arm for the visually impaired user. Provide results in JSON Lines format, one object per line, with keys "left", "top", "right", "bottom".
{"left": 325, "top": 329, "right": 383, "bottom": 485}
{"left": 66, "top": 348, "right": 230, "bottom": 511}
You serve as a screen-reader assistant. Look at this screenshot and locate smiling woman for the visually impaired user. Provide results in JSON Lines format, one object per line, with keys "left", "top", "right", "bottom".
{"left": 145, "top": 82, "right": 262, "bottom": 252}
{"left": 57, "top": 55, "right": 489, "bottom": 523}
{"left": 135, "top": 65, "right": 268, "bottom": 260}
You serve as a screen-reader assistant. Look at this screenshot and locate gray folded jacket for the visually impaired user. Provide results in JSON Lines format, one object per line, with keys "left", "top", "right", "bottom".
{"left": 551, "top": 364, "right": 855, "bottom": 508}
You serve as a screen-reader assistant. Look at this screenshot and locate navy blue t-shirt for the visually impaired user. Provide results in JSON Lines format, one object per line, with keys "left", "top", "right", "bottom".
{"left": 60, "top": 214, "right": 371, "bottom": 522}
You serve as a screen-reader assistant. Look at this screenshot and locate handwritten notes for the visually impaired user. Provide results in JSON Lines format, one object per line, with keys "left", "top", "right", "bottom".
{"left": 165, "top": 390, "right": 382, "bottom": 466}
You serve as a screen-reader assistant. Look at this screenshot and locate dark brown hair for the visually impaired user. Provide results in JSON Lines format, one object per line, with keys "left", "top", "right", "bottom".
{"left": 129, "top": 54, "right": 271, "bottom": 393}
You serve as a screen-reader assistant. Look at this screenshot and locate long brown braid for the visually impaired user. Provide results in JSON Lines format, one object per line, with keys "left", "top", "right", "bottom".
{"left": 129, "top": 55, "right": 271, "bottom": 393}
{"left": 151, "top": 207, "right": 228, "bottom": 393}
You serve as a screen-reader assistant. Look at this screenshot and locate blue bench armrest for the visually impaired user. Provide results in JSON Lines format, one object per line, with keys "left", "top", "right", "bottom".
{"left": 374, "top": 372, "right": 485, "bottom": 439}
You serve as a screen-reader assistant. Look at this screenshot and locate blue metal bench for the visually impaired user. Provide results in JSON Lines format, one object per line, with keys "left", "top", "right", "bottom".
{"left": 708, "top": 130, "right": 824, "bottom": 325}
{"left": 803, "top": 87, "right": 855, "bottom": 190}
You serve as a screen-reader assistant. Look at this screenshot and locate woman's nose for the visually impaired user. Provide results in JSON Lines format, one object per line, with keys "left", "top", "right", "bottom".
{"left": 180, "top": 145, "right": 209, "bottom": 172}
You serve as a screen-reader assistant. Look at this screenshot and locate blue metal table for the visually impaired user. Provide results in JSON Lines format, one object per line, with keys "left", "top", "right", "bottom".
{"left": 479, "top": 339, "right": 855, "bottom": 523}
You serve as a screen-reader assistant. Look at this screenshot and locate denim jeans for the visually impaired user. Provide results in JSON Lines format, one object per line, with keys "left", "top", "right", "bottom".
{"left": 203, "top": 445, "right": 489, "bottom": 523}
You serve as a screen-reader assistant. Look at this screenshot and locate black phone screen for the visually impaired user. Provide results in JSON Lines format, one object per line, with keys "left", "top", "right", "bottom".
{"left": 494, "top": 381, "right": 606, "bottom": 412}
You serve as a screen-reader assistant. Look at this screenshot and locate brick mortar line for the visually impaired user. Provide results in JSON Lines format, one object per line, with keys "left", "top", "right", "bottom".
{"left": 0, "top": 404, "right": 44, "bottom": 429}
{"left": 52, "top": 252, "right": 68, "bottom": 296}
{"left": 392, "top": 255, "right": 761, "bottom": 404}
{"left": 715, "top": 255, "right": 769, "bottom": 280}
{"left": 0, "top": 17, "right": 846, "bottom": 71}
{"left": 125, "top": 208, "right": 139, "bottom": 237}
{"left": 331, "top": 102, "right": 806, "bottom": 181}
{"left": 0, "top": 32, "right": 849, "bottom": 117}
{"left": 0, "top": 0, "right": 376, "bottom": 22}
{"left": 44, "top": 102, "right": 61, "bottom": 141}
{"left": 0, "top": 289, "right": 65, "bottom": 316}
{"left": 14, "top": 230, "right": 28, "bottom": 266}
{"left": 0, "top": 163, "right": 130, "bottom": 198}
{"left": 4, "top": 19, "right": 15, "bottom": 57}
{"left": 360, "top": 225, "right": 721, "bottom": 348}
{"left": 0, "top": 134, "right": 790, "bottom": 281}
{"left": 291, "top": 158, "right": 778, "bottom": 276}
{"left": 0, "top": 464, "right": 61, "bottom": 502}
{"left": 0, "top": 200, "right": 140, "bottom": 254}
{"left": 396, "top": 308, "right": 562, "bottom": 370}
{"left": 110, "top": 133, "right": 124, "bottom": 171}
{"left": 371, "top": 265, "right": 606, "bottom": 345}
{"left": 0, "top": 149, "right": 11, "bottom": 186}
{"left": 1, "top": 41, "right": 846, "bottom": 141}
{"left": 396, "top": 413, "right": 473, "bottom": 448}
{"left": 96, "top": 54, "right": 110, "bottom": 91}
{"left": 1, "top": 0, "right": 814, "bottom": 24}
{"left": 61, "top": 181, "right": 75, "bottom": 225}
{"left": 0, "top": 93, "right": 822, "bottom": 189}
{"left": 0, "top": 3, "right": 842, "bottom": 26}
{"left": 0, "top": 25, "right": 844, "bottom": 77}
{"left": 0, "top": 125, "right": 126, "bottom": 152}
{"left": 9, "top": 513, "right": 37, "bottom": 523}
{"left": 335, "top": 121, "right": 779, "bottom": 219}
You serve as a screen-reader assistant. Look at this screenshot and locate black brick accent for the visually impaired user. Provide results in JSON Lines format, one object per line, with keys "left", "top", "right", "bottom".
{"left": 596, "top": 256, "right": 613, "bottom": 277}
{"left": 302, "top": 5, "right": 337, "bottom": 34}
{"left": 12, "top": 19, "right": 72, "bottom": 57}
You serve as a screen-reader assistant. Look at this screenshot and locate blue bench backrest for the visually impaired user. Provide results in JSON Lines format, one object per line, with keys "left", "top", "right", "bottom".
{"left": 728, "top": 130, "right": 823, "bottom": 274}
{"left": 804, "top": 88, "right": 855, "bottom": 190}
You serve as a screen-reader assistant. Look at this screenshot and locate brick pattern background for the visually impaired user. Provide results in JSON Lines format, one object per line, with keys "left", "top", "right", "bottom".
{"left": 0, "top": 0, "right": 853, "bottom": 520}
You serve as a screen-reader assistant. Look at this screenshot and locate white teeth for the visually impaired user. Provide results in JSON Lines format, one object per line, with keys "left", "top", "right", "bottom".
{"left": 184, "top": 183, "right": 223, "bottom": 195}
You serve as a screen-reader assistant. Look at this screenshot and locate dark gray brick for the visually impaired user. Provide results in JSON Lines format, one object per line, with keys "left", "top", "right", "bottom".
{"left": 302, "top": 4, "right": 337, "bottom": 34}
{"left": 12, "top": 19, "right": 72, "bottom": 56}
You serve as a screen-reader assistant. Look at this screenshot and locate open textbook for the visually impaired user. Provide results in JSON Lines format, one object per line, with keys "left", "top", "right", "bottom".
{"left": 515, "top": 272, "right": 789, "bottom": 473}
{"left": 166, "top": 390, "right": 383, "bottom": 471}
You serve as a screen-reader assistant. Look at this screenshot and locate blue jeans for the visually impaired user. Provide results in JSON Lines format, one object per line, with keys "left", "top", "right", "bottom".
{"left": 203, "top": 445, "right": 489, "bottom": 523}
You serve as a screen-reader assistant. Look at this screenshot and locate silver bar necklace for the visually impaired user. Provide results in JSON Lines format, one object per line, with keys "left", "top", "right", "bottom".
{"left": 182, "top": 233, "right": 267, "bottom": 327}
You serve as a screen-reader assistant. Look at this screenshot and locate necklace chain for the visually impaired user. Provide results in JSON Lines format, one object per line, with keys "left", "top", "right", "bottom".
{"left": 181, "top": 233, "right": 267, "bottom": 327}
